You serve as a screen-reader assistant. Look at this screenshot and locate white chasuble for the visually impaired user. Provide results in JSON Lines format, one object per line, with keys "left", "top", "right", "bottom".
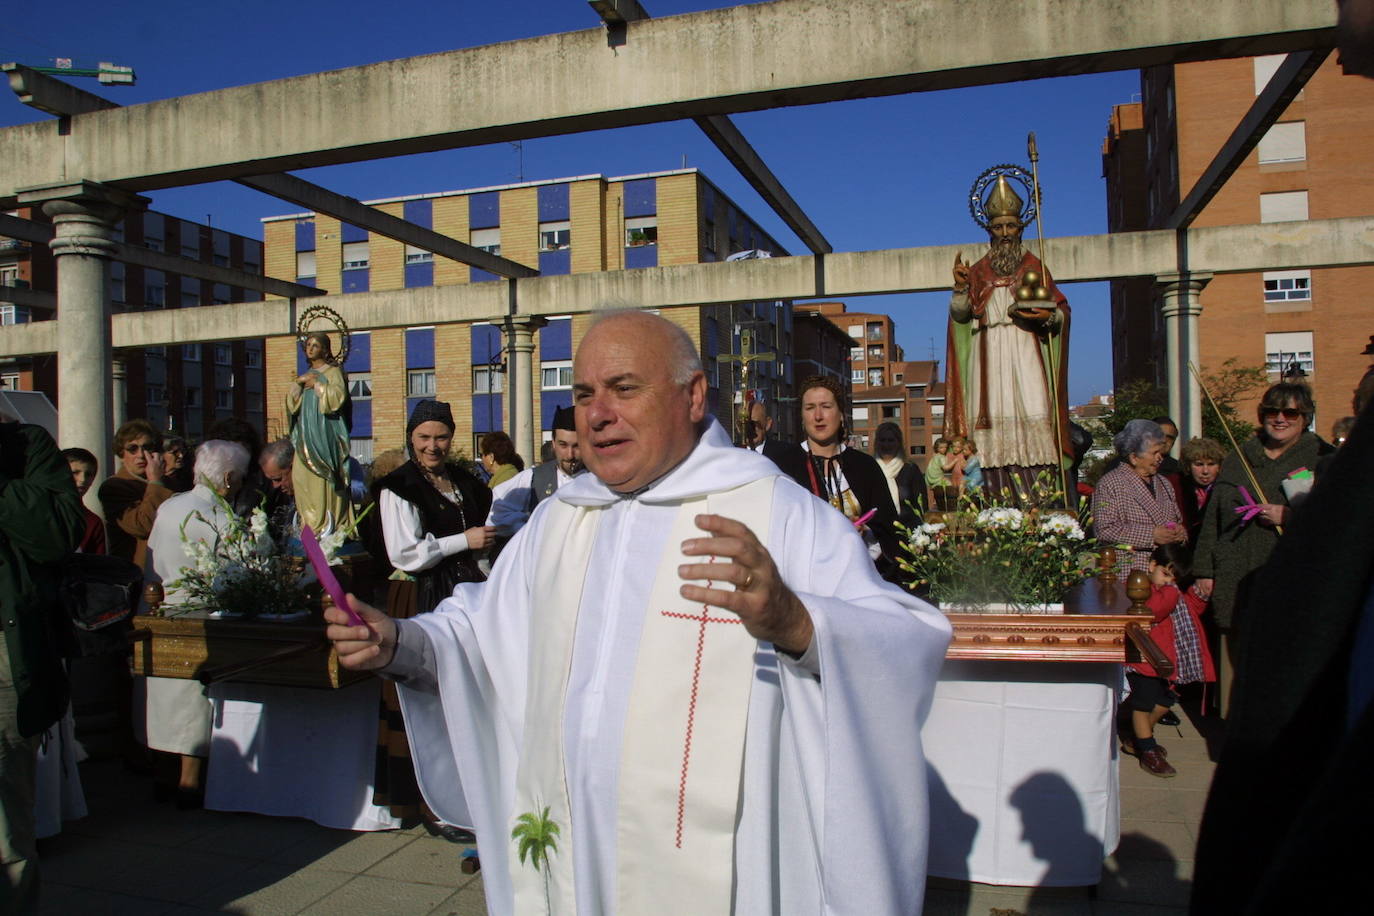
{"left": 513, "top": 480, "right": 772, "bottom": 914}
{"left": 395, "top": 420, "right": 953, "bottom": 916}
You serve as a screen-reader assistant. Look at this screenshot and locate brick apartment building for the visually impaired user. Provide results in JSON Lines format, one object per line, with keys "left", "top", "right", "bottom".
{"left": 1103, "top": 55, "right": 1374, "bottom": 433}
{"left": 0, "top": 209, "right": 266, "bottom": 438}
{"left": 261, "top": 169, "right": 794, "bottom": 460}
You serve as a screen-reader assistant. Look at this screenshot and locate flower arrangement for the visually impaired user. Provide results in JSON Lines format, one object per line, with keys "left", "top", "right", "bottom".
{"left": 165, "top": 491, "right": 308, "bottom": 619}
{"left": 898, "top": 474, "right": 1097, "bottom": 611}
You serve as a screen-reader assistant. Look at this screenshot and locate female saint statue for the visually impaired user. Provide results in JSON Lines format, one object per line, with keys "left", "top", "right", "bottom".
{"left": 286, "top": 331, "right": 354, "bottom": 536}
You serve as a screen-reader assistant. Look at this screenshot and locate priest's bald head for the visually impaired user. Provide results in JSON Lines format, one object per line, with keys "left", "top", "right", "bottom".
{"left": 573, "top": 309, "right": 708, "bottom": 493}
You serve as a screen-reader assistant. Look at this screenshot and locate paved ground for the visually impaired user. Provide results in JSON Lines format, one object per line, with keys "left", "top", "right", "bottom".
{"left": 35, "top": 700, "right": 1217, "bottom": 915}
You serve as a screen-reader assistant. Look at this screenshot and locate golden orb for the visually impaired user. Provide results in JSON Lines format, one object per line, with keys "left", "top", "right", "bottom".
{"left": 1020, "top": 270, "right": 1042, "bottom": 288}
{"left": 1014, "top": 286, "right": 1035, "bottom": 301}
{"left": 1033, "top": 285, "right": 1050, "bottom": 301}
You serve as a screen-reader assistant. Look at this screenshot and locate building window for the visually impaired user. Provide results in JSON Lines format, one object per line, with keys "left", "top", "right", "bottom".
{"left": 185, "top": 386, "right": 200, "bottom": 407}
{"left": 146, "top": 346, "right": 166, "bottom": 358}
{"left": 0, "top": 305, "right": 20, "bottom": 325}
{"left": 541, "top": 361, "right": 573, "bottom": 390}
{"left": 868, "top": 345, "right": 883, "bottom": 361}
{"left": 342, "top": 241, "right": 370, "bottom": 270}
{"left": 296, "top": 251, "right": 317, "bottom": 277}
{"left": 851, "top": 369, "right": 865, "bottom": 384}
{"left": 214, "top": 345, "right": 231, "bottom": 365}
{"left": 404, "top": 245, "right": 434, "bottom": 264}
{"left": 348, "top": 374, "right": 372, "bottom": 400}
{"left": 473, "top": 366, "right": 504, "bottom": 394}
{"left": 1263, "top": 270, "right": 1312, "bottom": 302}
{"left": 866, "top": 323, "right": 882, "bottom": 341}
{"left": 910, "top": 384, "right": 927, "bottom": 398}
{"left": 868, "top": 368, "right": 884, "bottom": 386}
{"left": 625, "top": 216, "right": 657, "bottom": 248}
{"left": 911, "top": 445, "right": 926, "bottom": 456}
{"left": 471, "top": 228, "right": 501, "bottom": 256}
{"left": 909, "top": 416, "right": 925, "bottom": 428}
{"left": 214, "top": 390, "right": 232, "bottom": 409}
{"left": 540, "top": 221, "right": 571, "bottom": 252}
{"left": 1258, "top": 121, "right": 1306, "bottom": 164}
{"left": 1265, "top": 331, "right": 1314, "bottom": 377}
{"left": 850, "top": 347, "right": 863, "bottom": 362}
{"left": 1259, "top": 190, "right": 1309, "bottom": 223}
{"left": 847, "top": 324, "right": 863, "bottom": 338}
{"left": 701, "top": 219, "right": 716, "bottom": 255}
{"left": 146, "top": 284, "right": 165, "bottom": 308}
{"left": 183, "top": 344, "right": 201, "bottom": 361}
{"left": 244, "top": 349, "right": 261, "bottom": 368}
{"left": 852, "top": 406, "right": 870, "bottom": 421}
{"left": 882, "top": 405, "right": 901, "bottom": 420}
{"left": 144, "top": 237, "right": 163, "bottom": 252}
{"left": 181, "top": 291, "right": 200, "bottom": 309}
{"left": 407, "top": 369, "right": 436, "bottom": 397}
{"left": 146, "top": 384, "right": 165, "bottom": 405}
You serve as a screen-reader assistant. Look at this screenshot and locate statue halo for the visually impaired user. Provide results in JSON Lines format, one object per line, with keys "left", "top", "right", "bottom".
{"left": 968, "top": 164, "right": 1040, "bottom": 233}
{"left": 296, "top": 304, "right": 351, "bottom": 367}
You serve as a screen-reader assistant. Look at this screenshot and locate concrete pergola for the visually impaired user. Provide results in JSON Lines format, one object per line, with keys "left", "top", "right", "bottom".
{"left": 0, "top": 0, "right": 1364, "bottom": 482}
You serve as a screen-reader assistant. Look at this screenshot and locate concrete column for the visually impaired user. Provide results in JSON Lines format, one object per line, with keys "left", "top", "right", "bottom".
{"left": 18, "top": 181, "right": 146, "bottom": 493}
{"left": 111, "top": 356, "right": 128, "bottom": 430}
{"left": 502, "top": 315, "right": 548, "bottom": 463}
{"left": 1157, "top": 272, "right": 1211, "bottom": 441}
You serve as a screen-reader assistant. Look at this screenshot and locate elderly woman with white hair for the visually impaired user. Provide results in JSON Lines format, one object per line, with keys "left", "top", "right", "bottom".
{"left": 139, "top": 439, "right": 252, "bottom": 808}
{"left": 1092, "top": 419, "right": 1187, "bottom": 573}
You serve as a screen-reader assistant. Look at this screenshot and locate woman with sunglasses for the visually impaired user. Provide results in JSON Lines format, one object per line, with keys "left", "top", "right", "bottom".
{"left": 1193, "top": 382, "right": 1334, "bottom": 716}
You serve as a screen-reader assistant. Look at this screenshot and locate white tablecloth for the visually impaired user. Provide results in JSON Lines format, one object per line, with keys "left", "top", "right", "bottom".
{"left": 923, "top": 660, "right": 1122, "bottom": 887}
{"left": 206, "top": 679, "right": 402, "bottom": 831}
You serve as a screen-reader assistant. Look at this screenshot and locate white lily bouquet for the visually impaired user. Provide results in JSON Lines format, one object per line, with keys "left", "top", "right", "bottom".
{"left": 166, "top": 491, "right": 309, "bottom": 619}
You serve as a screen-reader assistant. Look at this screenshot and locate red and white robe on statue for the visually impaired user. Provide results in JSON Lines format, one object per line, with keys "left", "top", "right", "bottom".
{"left": 392, "top": 420, "right": 951, "bottom": 915}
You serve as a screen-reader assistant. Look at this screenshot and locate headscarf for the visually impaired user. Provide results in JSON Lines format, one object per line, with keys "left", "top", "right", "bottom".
{"left": 406, "top": 399, "right": 456, "bottom": 459}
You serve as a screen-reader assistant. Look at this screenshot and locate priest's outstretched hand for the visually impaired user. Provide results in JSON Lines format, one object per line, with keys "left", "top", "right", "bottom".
{"left": 679, "top": 513, "right": 814, "bottom": 656}
{"left": 324, "top": 595, "right": 399, "bottom": 670}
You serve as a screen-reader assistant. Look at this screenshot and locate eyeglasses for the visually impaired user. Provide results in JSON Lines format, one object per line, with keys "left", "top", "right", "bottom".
{"left": 1260, "top": 408, "right": 1304, "bottom": 421}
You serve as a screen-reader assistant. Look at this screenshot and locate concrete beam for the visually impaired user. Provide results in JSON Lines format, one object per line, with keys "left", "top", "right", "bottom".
{"left": 4, "top": 210, "right": 322, "bottom": 299}
{"left": 589, "top": 0, "right": 831, "bottom": 254}
{"left": 2, "top": 217, "right": 1368, "bottom": 358}
{"left": 0, "top": 286, "right": 56, "bottom": 311}
{"left": 0, "top": 213, "right": 52, "bottom": 245}
{"left": 0, "top": 0, "right": 1336, "bottom": 203}
{"left": 113, "top": 241, "right": 324, "bottom": 299}
{"left": 236, "top": 173, "right": 538, "bottom": 279}
{"left": 1, "top": 74, "right": 532, "bottom": 282}
{"left": 1165, "top": 49, "right": 1328, "bottom": 229}
{"left": 2, "top": 63, "right": 120, "bottom": 118}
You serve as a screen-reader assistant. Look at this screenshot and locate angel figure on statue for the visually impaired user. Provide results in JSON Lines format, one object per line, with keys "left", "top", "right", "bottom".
{"left": 286, "top": 330, "right": 355, "bottom": 536}
{"left": 945, "top": 167, "right": 1072, "bottom": 500}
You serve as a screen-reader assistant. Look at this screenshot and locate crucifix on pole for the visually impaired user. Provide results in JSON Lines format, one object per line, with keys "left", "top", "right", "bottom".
{"left": 717, "top": 324, "right": 775, "bottom": 445}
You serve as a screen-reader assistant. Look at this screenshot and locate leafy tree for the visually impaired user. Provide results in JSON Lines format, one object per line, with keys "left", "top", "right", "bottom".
{"left": 1197, "top": 358, "right": 1269, "bottom": 446}
{"left": 1101, "top": 360, "right": 1268, "bottom": 452}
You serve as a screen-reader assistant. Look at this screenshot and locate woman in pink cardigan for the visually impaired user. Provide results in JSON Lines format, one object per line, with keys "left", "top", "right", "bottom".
{"left": 1092, "top": 419, "right": 1186, "bottom": 573}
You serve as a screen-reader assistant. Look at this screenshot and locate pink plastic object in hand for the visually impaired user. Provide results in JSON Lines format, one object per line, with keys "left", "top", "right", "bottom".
{"left": 853, "top": 508, "right": 877, "bottom": 529}
{"left": 301, "top": 525, "right": 369, "bottom": 629}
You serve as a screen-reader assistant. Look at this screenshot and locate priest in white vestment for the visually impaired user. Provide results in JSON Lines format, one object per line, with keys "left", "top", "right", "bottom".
{"left": 327, "top": 311, "right": 952, "bottom": 915}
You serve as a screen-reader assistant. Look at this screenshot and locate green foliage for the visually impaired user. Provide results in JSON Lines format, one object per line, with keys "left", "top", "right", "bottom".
{"left": 898, "top": 474, "right": 1098, "bottom": 609}
{"left": 512, "top": 807, "right": 561, "bottom": 873}
{"left": 1103, "top": 360, "right": 1268, "bottom": 451}
{"left": 1198, "top": 358, "right": 1268, "bottom": 446}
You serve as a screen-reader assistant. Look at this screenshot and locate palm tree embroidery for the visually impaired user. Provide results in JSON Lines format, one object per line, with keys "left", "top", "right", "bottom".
{"left": 512, "top": 806, "right": 561, "bottom": 913}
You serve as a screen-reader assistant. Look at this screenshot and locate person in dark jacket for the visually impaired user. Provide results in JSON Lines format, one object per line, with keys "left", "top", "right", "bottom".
{"left": 790, "top": 375, "right": 901, "bottom": 573}
{"left": 0, "top": 418, "right": 84, "bottom": 911}
{"left": 1194, "top": 382, "right": 1334, "bottom": 716}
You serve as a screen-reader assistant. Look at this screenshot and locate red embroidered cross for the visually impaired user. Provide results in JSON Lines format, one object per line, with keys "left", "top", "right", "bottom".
{"left": 660, "top": 564, "right": 744, "bottom": 850}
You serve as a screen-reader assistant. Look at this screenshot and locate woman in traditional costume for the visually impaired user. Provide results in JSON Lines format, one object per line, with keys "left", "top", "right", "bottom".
{"left": 371, "top": 399, "right": 495, "bottom": 838}
{"left": 792, "top": 375, "right": 901, "bottom": 575}
{"left": 285, "top": 332, "right": 354, "bottom": 537}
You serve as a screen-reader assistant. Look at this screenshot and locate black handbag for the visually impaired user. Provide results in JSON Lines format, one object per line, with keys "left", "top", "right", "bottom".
{"left": 59, "top": 552, "right": 143, "bottom": 657}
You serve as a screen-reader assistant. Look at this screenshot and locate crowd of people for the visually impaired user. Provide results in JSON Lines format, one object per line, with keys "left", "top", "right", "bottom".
{"left": 3, "top": 308, "right": 1371, "bottom": 912}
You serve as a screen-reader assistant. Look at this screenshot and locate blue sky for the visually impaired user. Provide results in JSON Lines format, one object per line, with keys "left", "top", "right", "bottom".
{"left": 1, "top": 0, "right": 1141, "bottom": 403}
